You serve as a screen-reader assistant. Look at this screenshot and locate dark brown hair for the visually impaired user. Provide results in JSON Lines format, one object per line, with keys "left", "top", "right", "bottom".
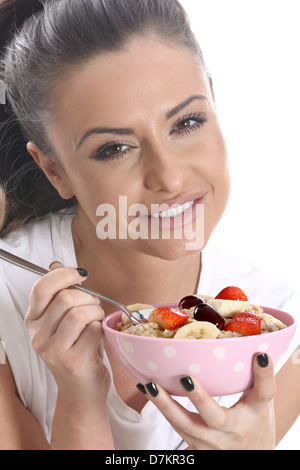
{"left": 0, "top": 0, "right": 212, "bottom": 236}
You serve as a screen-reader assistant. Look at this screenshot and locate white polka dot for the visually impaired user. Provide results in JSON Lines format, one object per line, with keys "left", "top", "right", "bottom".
{"left": 147, "top": 361, "right": 158, "bottom": 371}
{"left": 234, "top": 362, "right": 245, "bottom": 372}
{"left": 119, "top": 355, "right": 127, "bottom": 365}
{"left": 213, "top": 347, "right": 226, "bottom": 358}
{"left": 189, "top": 363, "right": 202, "bottom": 374}
{"left": 258, "top": 343, "right": 269, "bottom": 353}
{"left": 163, "top": 346, "right": 177, "bottom": 358}
{"left": 124, "top": 341, "right": 134, "bottom": 353}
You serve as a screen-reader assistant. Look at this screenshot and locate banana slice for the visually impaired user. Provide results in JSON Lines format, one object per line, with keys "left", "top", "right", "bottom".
{"left": 127, "top": 303, "right": 154, "bottom": 311}
{"left": 207, "top": 299, "right": 250, "bottom": 318}
{"left": 197, "top": 294, "right": 214, "bottom": 301}
{"left": 174, "top": 321, "right": 219, "bottom": 339}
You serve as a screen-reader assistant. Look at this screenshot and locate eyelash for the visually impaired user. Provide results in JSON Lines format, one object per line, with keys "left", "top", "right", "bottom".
{"left": 92, "top": 112, "right": 208, "bottom": 161}
{"left": 171, "top": 112, "right": 208, "bottom": 136}
{"left": 92, "top": 141, "right": 131, "bottom": 162}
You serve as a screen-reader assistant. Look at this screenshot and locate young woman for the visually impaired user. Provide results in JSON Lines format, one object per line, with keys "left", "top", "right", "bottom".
{"left": 0, "top": 0, "right": 299, "bottom": 450}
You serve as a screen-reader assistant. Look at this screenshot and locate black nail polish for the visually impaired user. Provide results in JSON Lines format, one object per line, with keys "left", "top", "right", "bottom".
{"left": 77, "top": 268, "right": 89, "bottom": 277}
{"left": 136, "top": 383, "right": 147, "bottom": 395}
{"left": 145, "top": 382, "right": 159, "bottom": 397}
{"left": 257, "top": 353, "right": 269, "bottom": 368}
{"left": 180, "top": 376, "right": 194, "bottom": 392}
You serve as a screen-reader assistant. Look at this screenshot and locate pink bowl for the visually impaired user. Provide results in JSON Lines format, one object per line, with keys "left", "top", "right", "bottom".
{"left": 102, "top": 304, "right": 296, "bottom": 396}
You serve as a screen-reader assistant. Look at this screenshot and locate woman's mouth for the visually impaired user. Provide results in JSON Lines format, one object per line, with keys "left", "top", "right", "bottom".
{"left": 114, "top": 192, "right": 206, "bottom": 248}
{"left": 148, "top": 194, "right": 206, "bottom": 231}
{"left": 151, "top": 200, "right": 194, "bottom": 219}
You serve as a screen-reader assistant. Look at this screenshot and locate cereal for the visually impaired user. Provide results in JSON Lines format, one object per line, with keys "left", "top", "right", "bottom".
{"left": 119, "top": 288, "right": 287, "bottom": 339}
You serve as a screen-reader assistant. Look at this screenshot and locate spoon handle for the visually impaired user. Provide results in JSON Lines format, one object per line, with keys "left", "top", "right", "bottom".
{"left": 0, "top": 248, "right": 143, "bottom": 324}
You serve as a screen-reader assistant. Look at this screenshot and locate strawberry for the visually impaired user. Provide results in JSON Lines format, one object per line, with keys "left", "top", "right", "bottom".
{"left": 148, "top": 307, "right": 190, "bottom": 330}
{"left": 223, "top": 312, "right": 261, "bottom": 336}
{"left": 215, "top": 286, "right": 248, "bottom": 302}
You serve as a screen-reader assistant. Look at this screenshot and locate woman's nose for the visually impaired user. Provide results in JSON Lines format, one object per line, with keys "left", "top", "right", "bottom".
{"left": 142, "top": 144, "right": 185, "bottom": 194}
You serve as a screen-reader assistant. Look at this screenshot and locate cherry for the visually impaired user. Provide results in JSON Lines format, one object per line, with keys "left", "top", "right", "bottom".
{"left": 178, "top": 295, "right": 205, "bottom": 310}
{"left": 193, "top": 303, "right": 225, "bottom": 330}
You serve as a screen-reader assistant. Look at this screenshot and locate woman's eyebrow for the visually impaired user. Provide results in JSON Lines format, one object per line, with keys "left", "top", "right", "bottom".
{"left": 166, "top": 95, "right": 208, "bottom": 119}
{"left": 76, "top": 127, "right": 134, "bottom": 151}
{"left": 76, "top": 95, "right": 208, "bottom": 151}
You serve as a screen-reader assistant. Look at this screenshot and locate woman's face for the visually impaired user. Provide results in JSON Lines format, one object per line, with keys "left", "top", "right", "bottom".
{"left": 42, "top": 37, "right": 230, "bottom": 260}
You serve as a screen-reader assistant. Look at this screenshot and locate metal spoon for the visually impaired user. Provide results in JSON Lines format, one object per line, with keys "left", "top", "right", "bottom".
{"left": 0, "top": 248, "right": 146, "bottom": 325}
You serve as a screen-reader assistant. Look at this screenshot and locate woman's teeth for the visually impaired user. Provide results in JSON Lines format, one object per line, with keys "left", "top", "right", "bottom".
{"left": 152, "top": 200, "right": 194, "bottom": 219}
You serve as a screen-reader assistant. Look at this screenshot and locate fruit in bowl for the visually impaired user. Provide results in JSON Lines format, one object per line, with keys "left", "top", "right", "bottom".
{"left": 102, "top": 287, "right": 296, "bottom": 396}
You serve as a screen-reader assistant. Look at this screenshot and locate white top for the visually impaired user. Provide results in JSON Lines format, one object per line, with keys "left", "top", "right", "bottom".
{"left": 0, "top": 210, "right": 299, "bottom": 450}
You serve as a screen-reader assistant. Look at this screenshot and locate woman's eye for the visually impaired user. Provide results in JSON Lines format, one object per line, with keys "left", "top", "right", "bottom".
{"left": 176, "top": 119, "right": 197, "bottom": 130}
{"left": 92, "top": 142, "right": 130, "bottom": 161}
{"left": 172, "top": 113, "right": 207, "bottom": 135}
{"left": 106, "top": 144, "right": 128, "bottom": 156}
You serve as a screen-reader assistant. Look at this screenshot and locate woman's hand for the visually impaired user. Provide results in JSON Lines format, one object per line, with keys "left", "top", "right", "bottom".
{"left": 139, "top": 353, "right": 276, "bottom": 450}
{"left": 25, "top": 263, "right": 110, "bottom": 407}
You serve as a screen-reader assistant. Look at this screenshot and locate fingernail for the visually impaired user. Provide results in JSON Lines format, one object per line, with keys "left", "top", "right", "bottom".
{"left": 136, "top": 383, "right": 147, "bottom": 395}
{"left": 180, "top": 376, "right": 194, "bottom": 392}
{"left": 257, "top": 353, "right": 269, "bottom": 368}
{"left": 76, "top": 268, "right": 89, "bottom": 278}
{"left": 145, "top": 382, "right": 159, "bottom": 397}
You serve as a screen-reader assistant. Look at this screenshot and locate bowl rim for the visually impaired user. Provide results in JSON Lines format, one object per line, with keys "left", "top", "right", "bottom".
{"left": 102, "top": 303, "right": 296, "bottom": 343}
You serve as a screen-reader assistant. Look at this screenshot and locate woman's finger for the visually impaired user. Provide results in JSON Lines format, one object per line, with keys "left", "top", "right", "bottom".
{"left": 143, "top": 377, "right": 227, "bottom": 431}
{"left": 141, "top": 378, "right": 227, "bottom": 441}
{"left": 178, "top": 376, "right": 228, "bottom": 430}
{"left": 33, "top": 288, "right": 101, "bottom": 338}
{"left": 25, "top": 264, "right": 89, "bottom": 323}
{"left": 49, "top": 261, "right": 65, "bottom": 271}
{"left": 244, "top": 354, "right": 276, "bottom": 409}
{"left": 72, "top": 320, "right": 104, "bottom": 356}
{"left": 53, "top": 304, "right": 105, "bottom": 351}
{"left": 142, "top": 381, "right": 202, "bottom": 440}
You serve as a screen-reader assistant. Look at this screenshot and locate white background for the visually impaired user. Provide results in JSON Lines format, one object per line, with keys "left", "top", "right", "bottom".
{"left": 181, "top": 0, "right": 299, "bottom": 450}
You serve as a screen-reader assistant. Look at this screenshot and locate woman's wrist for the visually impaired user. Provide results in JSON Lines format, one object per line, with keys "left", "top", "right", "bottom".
{"left": 50, "top": 391, "right": 114, "bottom": 450}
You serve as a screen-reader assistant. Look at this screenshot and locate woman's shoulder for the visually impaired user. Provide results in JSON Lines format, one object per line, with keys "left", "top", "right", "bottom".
{"left": 0, "top": 209, "right": 76, "bottom": 271}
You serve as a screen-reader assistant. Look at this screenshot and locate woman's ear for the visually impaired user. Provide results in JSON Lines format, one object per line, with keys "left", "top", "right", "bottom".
{"left": 27, "top": 141, "right": 75, "bottom": 200}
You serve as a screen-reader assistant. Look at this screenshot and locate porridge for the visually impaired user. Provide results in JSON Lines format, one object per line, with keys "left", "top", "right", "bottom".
{"left": 118, "top": 286, "right": 287, "bottom": 339}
